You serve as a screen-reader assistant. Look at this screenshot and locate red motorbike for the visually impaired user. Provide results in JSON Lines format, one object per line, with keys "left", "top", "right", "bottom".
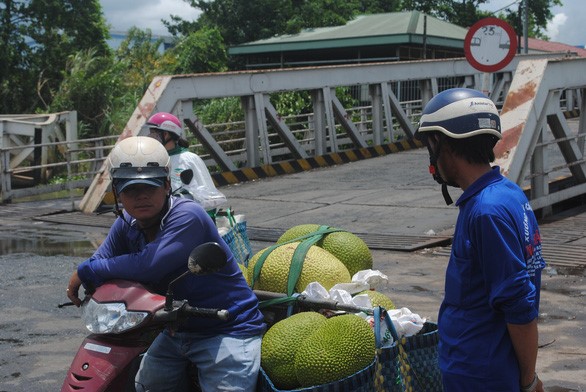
{"left": 59, "top": 241, "right": 375, "bottom": 392}
{"left": 60, "top": 242, "right": 230, "bottom": 392}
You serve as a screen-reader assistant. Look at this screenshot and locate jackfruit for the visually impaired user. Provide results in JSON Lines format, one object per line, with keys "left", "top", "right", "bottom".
{"left": 277, "top": 224, "right": 373, "bottom": 276}
{"left": 261, "top": 312, "right": 327, "bottom": 389}
{"left": 294, "top": 314, "right": 376, "bottom": 387}
{"left": 357, "top": 290, "right": 396, "bottom": 310}
{"left": 247, "top": 242, "right": 351, "bottom": 293}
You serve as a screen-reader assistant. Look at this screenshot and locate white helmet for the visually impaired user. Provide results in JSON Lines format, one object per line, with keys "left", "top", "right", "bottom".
{"left": 109, "top": 136, "right": 170, "bottom": 194}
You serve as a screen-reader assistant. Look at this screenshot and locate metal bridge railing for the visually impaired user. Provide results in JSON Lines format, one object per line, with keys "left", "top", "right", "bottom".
{"left": 0, "top": 135, "right": 118, "bottom": 205}
{"left": 2, "top": 54, "right": 584, "bottom": 216}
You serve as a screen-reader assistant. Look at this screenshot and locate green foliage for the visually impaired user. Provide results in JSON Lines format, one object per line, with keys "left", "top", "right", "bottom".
{"left": 399, "top": 0, "right": 490, "bottom": 27}
{"left": 0, "top": 0, "right": 110, "bottom": 113}
{"left": 497, "top": 0, "right": 563, "bottom": 40}
{"left": 167, "top": 27, "right": 228, "bottom": 74}
{"left": 1, "top": 0, "right": 564, "bottom": 141}
{"left": 48, "top": 49, "right": 122, "bottom": 138}
{"left": 399, "top": 0, "right": 562, "bottom": 38}
{"left": 195, "top": 97, "right": 244, "bottom": 125}
{"left": 170, "top": 0, "right": 401, "bottom": 45}
{"left": 115, "top": 28, "right": 173, "bottom": 92}
{"left": 183, "top": 0, "right": 294, "bottom": 45}
{"left": 272, "top": 92, "right": 313, "bottom": 117}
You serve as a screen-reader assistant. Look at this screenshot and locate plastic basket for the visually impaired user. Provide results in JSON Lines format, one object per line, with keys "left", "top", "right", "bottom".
{"left": 377, "top": 315, "right": 442, "bottom": 392}
{"left": 257, "top": 358, "right": 377, "bottom": 392}
{"left": 221, "top": 220, "right": 252, "bottom": 265}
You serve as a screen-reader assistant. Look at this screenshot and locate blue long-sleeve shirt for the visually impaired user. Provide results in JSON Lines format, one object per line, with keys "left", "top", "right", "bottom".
{"left": 439, "top": 166, "right": 546, "bottom": 389}
{"left": 77, "top": 197, "right": 265, "bottom": 336}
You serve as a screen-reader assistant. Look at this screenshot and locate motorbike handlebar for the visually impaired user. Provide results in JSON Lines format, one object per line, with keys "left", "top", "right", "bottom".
{"left": 183, "top": 305, "right": 230, "bottom": 321}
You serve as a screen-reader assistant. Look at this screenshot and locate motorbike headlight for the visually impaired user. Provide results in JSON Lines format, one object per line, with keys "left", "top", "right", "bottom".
{"left": 82, "top": 298, "right": 149, "bottom": 334}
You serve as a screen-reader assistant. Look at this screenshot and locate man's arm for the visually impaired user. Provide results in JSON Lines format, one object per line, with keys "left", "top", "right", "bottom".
{"left": 507, "top": 319, "right": 544, "bottom": 391}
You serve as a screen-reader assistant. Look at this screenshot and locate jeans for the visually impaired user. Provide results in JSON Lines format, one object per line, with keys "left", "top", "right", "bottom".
{"left": 135, "top": 329, "right": 262, "bottom": 392}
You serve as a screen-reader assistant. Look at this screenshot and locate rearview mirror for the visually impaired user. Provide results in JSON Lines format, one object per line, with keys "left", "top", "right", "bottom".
{"left": 188, "top": 242, "right": 227, "bottom": 275}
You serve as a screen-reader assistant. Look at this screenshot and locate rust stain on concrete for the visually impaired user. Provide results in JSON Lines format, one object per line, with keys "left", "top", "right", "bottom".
{"left": 500, "top": 80, "right": 537, "bottom": 116}
{"left": 494, "top": 123, "right": 524, "bottom": 159}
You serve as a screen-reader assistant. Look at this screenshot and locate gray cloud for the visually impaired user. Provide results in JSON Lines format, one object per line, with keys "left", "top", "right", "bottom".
{"left": 100, "top": 0, "right": 201, "bottom": 36}
{"left": 481, "top": 0, "right": 585, "bottom": 46}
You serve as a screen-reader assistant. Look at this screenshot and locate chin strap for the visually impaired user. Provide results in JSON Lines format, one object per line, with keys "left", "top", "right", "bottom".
{"left": 441, "top": 183, "right": 454, "bottom": 206}
{"left": 427, "top": 136, "right": 454, "bottom": 206}
{"left": 428, "top": 163, "right": 453, "bottom": 206}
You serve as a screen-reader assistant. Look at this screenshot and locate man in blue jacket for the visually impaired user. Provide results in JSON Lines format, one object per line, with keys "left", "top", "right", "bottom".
{"left": 415, "top": 88, "right": 545, "bottom": 392}
{"left": 66, "top": 136, "right": 265, "bottom": 392}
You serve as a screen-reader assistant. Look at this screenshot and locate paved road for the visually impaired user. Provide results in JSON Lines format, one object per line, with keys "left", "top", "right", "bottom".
{"left": 0, "top": 147, "right": 584, "bottom": 391}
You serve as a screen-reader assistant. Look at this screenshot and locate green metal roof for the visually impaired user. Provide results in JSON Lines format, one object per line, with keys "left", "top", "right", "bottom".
{"left": 229, "top": 11, "right": 468, "bottom": 55}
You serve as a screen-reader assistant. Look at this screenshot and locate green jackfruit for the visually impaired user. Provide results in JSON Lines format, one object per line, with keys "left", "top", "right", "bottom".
{"left": 277, "top": 224, "right": 373, "bottom": 276}
{"left": 247, "top": 242, "right": 351, "bottom": 293}
{"left": 357, "top": 290, "right": 396, "bottom": 310}
{"left": 261, "top": 312, "right": 327, "bottom": 389}
{"left": 294, "top": 314, "right": 375, "bottom": 387}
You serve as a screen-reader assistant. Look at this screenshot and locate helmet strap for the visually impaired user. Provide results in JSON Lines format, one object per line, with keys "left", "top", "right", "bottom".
{"left": 441, "top": 183, "right": 454, "bottom": 206}
{"left": 426, "top": 135, "right": 454, "bottom": 206}
{"left": 111, "top": 186, "right": 133, "bottom": 227}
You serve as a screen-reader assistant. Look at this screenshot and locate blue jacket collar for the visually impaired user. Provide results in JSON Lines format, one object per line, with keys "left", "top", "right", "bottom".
{"left": 455, "top": 166, "right": 502, "bottom": 206}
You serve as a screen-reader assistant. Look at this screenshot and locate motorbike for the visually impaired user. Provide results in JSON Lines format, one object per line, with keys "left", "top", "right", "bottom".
{"left": 59, "top": 240, "right": 375, "bottom": 391}
{"left": 60, "top": 242, "right": 230, "bottom": 392}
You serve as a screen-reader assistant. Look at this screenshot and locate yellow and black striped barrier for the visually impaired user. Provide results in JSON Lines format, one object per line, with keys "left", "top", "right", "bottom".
{"left": 212, "top": 138, "right": 423, "bottom": 187}
{"left": 101, "top": 138, "right": 422, "bottom": 204}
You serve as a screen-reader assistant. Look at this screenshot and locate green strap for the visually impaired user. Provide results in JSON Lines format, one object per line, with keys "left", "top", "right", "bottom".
{"left": 215, "top": 207, "right": 237, "bottom": 227}
{"left": 250, "top": 226, "right": 344, "bottom": 294}
{"left": 286, "top": 225, "right": 330, "bottom": 296}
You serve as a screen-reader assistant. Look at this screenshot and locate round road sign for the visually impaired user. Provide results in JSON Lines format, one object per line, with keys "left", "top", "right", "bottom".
{"left": 464, "top": 17, "right": 518, "bottom": 73}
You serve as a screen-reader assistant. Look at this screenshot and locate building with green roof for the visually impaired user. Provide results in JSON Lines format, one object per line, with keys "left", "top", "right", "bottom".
{"left": 228, "top": 11, "right": 469, "bottom": 68}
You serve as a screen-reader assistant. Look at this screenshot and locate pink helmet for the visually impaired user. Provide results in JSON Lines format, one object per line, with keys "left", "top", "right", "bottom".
{"left": 146, "top": 112, "right": 184, "bottom": 138}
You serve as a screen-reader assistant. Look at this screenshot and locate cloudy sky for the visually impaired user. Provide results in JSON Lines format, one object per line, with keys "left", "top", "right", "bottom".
{"left": 480, "top": 0, "right": 585, "bottom": 46}
{"left": 100, "top": 0, "right": 200, "bottom": 36}
{"left": 100, "top": 0, "right": 585, "bottom": 46}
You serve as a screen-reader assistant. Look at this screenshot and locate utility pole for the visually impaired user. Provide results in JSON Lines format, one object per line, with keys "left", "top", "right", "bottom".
{"left": 522, "top": 0, "right": 529, "bottom": 54}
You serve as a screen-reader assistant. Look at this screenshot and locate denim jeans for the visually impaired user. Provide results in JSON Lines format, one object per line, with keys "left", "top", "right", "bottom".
{"left": 135, "top": 329, "right": 262, "bottom": 392}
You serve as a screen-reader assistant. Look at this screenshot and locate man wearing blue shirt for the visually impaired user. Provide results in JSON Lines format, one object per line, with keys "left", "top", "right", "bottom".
{"left": 67, "top": 136, "right": 265, "bottom": 391}
{"left": 416, "top": 88, "right": 545, "bottom": 392}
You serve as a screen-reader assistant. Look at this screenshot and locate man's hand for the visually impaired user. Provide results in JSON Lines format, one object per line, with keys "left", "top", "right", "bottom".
{"left": 67, "top": 271, "right": 83, "bottom": 307}
{"left": 521, "top": 373, "right": 544, "bottom": 392}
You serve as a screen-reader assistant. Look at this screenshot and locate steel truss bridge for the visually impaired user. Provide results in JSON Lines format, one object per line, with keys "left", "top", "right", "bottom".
{"left": 5, "top": 54, "right": 583, "bottom": 215}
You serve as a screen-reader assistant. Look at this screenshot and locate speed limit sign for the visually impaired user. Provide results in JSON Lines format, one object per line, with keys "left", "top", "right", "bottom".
{"left": 464, "top": 17, "right": 518, "bottom": 73}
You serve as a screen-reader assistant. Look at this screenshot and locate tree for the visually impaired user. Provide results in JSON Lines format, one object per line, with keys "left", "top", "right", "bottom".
{"left": 167, "top": 26, "right": 228, "bottom": 74}
{"left": 167, "top": 0, "right": 402, "bottom": 46}
{"left": 115, "top": 28, "right": 171, "bottom": 93}
{"left": 168, "top": 0, "right": 294, "bottom": 45}
{"left": 49, "top": 28, "right": 174, "bottom": 138}
{"left": 0, "top": 0, "right": 110, "bottom": 114}
{"left": 0, "top": 0, "right": 31, "bottom": 113}
{"left": 164, "top": 0, "right": 401, "bottom": 70}
{"left": 399, "top": 0, "right": 563, "bottom": 38}
{"left": 497, "top": 0, "right": 563, "bottom": 40}
{"left": 399, "top": 0, "right": 490, "bottom": 27}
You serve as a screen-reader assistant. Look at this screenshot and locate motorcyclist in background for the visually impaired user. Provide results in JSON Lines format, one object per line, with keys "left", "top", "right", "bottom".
{"left": 66, "top": 136, "right": 265, "bottom": 392}
{"left": 145, "top": 112, "right": 227, "bottom": 210}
